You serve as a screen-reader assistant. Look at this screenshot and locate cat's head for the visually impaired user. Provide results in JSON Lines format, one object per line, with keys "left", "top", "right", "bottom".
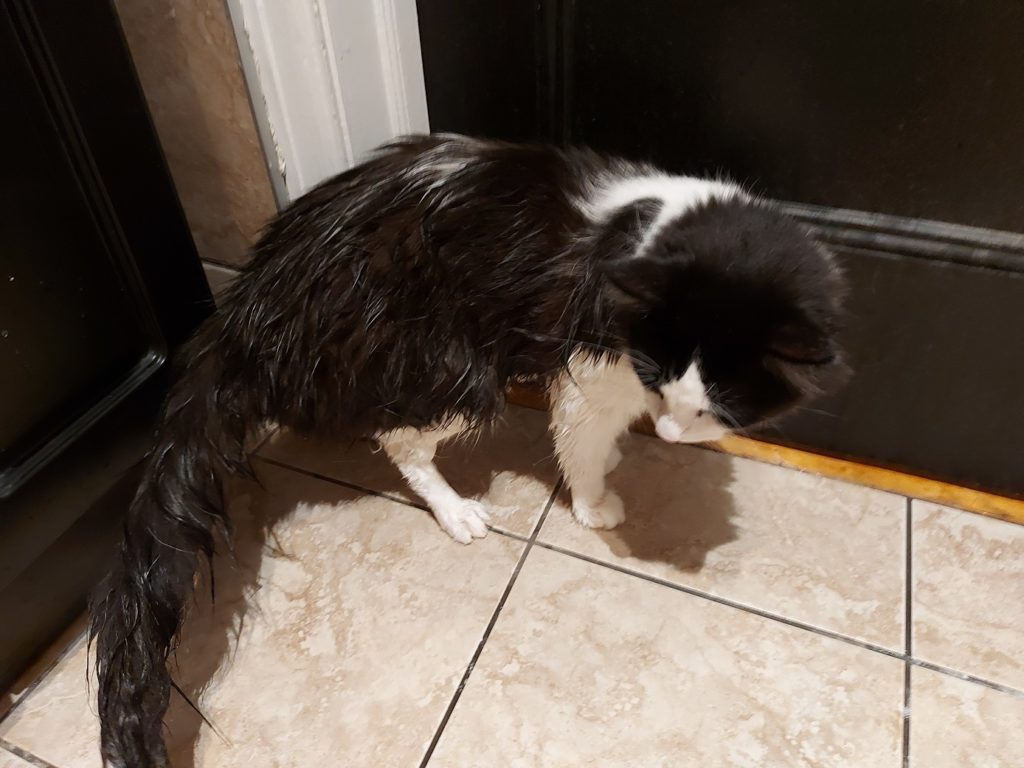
{"left": 601, "top": 195, "right": 848, "bottom": 443}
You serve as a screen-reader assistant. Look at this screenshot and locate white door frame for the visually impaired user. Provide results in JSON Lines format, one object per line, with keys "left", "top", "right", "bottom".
{"left": 225, "top": 0, "right": 430, "bottom": 205}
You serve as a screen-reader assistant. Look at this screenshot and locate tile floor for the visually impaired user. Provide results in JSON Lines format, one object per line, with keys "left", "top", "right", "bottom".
{"left": 1, "top": 406, "right": 1022, "bottom": 767}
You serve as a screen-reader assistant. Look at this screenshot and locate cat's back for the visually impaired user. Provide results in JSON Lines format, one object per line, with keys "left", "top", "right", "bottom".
{"left": 214, "top": 135, "right": 627, "bottom": 435}
{"left": 255, "top": 133, "right": 607, "bottom": 265}
{"left": 227, "top": 134, "right": 632, "bottom": 334}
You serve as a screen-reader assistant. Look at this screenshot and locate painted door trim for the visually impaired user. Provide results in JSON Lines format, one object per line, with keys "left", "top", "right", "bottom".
{"left": 225, "top": 0, "right": 430, "bottom": 204}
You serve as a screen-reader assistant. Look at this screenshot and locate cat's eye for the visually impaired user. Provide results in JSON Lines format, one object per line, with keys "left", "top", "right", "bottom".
{"left": 768, "top": 321, "right": 835, "bottom": 365}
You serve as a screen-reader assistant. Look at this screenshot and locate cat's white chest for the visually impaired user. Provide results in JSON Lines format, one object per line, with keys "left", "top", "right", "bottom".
{"left": 549, "top": 352, "right": 652, "bottom": 426}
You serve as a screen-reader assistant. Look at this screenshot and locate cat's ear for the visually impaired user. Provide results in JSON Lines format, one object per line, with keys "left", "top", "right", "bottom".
{"left": 595, "top": 198, "right": 683, "bottom": 306}
{"left": 767, "top": 318, "right": 837, "bottom": 365}
{"left": 592, "top": 198, "right": 662, "bottom": 261}
{"left": 601, "top": 253, "right": 678, "bottom": 304}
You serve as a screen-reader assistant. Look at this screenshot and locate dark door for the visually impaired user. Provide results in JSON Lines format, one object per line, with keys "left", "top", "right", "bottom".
{"left": 416, "top": 0, "right": 1024, "bottom": 497}
{"left": 0, "top": 0, "right": 211, "bottom": 688}
{"left": 0, "top": 5, "right": 165, "bottom": 496}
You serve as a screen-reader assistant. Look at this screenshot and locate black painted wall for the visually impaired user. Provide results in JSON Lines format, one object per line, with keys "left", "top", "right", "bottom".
{"left": 417, "top": 0, "right": 1024, "bottom": 496}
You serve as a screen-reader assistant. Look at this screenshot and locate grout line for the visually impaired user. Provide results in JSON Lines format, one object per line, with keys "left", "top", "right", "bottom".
{"left": 1, "top": 438, "right": 283, "bottom": 729}
{"left": 531, "top": 539, "right": 907, "bottom": 660}
{"left": 490, "top": 528, "right": 531, "bottom": 543}
{"left": 534, "top": 481, "right": 562, "bottom": 540}
{"left": 907, "top": 658, "right": 1024, "bottom": 700}
{"left": 4, "top": 441, "right": 282, "bottom": 730}
{"left": 250, "top": 425, "right": 280, "bottom": 455}
{"left": 902, "top": 662, "right": 912, "bottom": 768}
{"left": 3, "top": 433, "right": 278, "bottom": 729}
{"left": 417, "top": 480, "right": 562, "bottom": 768}
{"left": 253, "top": 456, "right": 1024, "bottom": 702}
{"left": 255, "top": 455, "right": 430, "bottom": 511}
{"left": 0, "top": 454, "right": 548, "bottom": 762}
{"left": 0, "top": 739, "right": 61, "bottom": 768}
{"left": 530, "top": 538, "right": 1024, "bottom": 700}
{"left": 902, "top": 498, "right": 913, "bottom": 768}
{"left": 253, "top": 455, "right": 538, "bottom": 541}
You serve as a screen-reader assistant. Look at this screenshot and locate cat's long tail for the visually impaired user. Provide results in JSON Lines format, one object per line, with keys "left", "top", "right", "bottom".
{"left": 90, "top": 321, "right": 256, "bottom": 768}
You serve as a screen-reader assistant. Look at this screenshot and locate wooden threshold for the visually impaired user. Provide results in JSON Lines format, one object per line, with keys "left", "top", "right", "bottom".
{"left": 507, "top": 383, "right": 1024, "bottom": 526}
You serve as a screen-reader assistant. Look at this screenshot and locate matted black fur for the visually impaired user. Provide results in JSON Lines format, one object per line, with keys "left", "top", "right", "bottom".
{"left": 90, "top": 134, "right": 846, "bottom": 766}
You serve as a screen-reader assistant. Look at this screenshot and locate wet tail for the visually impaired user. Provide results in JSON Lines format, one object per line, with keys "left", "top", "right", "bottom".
{"left": 90, "top": 325, "right": 255, "bottom": 767}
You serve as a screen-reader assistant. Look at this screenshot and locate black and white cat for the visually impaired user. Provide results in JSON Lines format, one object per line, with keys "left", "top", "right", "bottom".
{"left": 92, "top": 134, "right": 846, "bottom": 766}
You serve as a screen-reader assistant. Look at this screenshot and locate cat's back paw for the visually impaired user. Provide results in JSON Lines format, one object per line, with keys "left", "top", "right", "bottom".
{"left": 572, "top": 491, "right": 626, "bottom": 530}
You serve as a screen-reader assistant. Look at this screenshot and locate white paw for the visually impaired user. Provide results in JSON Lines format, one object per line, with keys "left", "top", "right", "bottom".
{"left": 572, "top": 491, "right": 626, "bottom": 530}
{"left": 604, "top": 444, "right": 623, "bottom": 475}
{"left": 436, "top": 498, "right": 491, "bottom": 544}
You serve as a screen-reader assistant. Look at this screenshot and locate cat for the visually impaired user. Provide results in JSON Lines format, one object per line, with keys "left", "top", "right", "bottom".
{"left": 91, "top": 133, "right": 847, "bottom": 766}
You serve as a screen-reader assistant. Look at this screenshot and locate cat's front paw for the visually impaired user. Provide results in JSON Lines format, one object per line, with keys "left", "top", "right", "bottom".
{"left": 572, "top": 491, "right": 626, "bottom": 530}
{"left": 436, "top": 498, "right": 491, "bottom": 544}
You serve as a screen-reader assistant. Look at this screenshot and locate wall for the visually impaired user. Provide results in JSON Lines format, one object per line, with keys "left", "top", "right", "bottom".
{"left": 113, "top": 0, "right": 277, "bottom": 273}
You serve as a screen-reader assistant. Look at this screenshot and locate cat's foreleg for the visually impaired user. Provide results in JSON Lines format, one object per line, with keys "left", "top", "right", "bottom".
{"left": 604, "top": 441, "right": 623, "bottom": 475}
{"left": 379, "top": 421, "right": 489, "bottom": 544}
{"left": 550, "top": 376, "right": 637, "bottom": 530}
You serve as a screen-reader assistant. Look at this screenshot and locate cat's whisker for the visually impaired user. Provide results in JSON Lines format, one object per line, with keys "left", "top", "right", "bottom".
{"left": 794, "top": 404, "right": 840, "bottom": 419}
{"left": 713, "top": 405, "right": 742, "bottom": 431}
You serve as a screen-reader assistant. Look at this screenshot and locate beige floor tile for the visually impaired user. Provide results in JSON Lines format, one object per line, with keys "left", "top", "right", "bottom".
{"left": 0, "top": 462, "right": 523, "bottom": 767}
{"left": 0, "top": 748, "right": 36, "bottom": 768}
{"left": 0, "top": 613, "right": 88, "bottom": 723}
{"left": 910, "top": 666, "right": 1024, "bottom": 768}
{"left": 540, "top": 434, "right": 906, "bottom": 648}
{"left": 912, "top": 501, "right": 1024, "bottom": 690}
{"left": 0, "top": 635, "right": 98, "bottom": 767}
{"left": 260, "top": 405, "right": 558, "bottom": 537}
{"left": 430, "top": 546, "right": 904, "bottom": 768}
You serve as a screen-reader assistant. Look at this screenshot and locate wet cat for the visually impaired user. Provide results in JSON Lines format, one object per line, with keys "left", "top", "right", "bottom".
{"left": 92, "top": 134, "right": 846, "bottom": 766}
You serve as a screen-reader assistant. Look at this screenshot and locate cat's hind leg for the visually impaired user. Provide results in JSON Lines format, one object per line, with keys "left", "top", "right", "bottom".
{"left": 378, "top": 420, "right": 490, "bottom": 544}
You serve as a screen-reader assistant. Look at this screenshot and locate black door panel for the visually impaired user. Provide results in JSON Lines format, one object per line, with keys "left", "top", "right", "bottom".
{"left": 417, "top": 0, "right": 1024, "bottom": 495}
{"left": 0, "top": 0, "right": 210, "bottom": 689}
{"left": 0, "top": 7, "right": 163, "bottom": 494}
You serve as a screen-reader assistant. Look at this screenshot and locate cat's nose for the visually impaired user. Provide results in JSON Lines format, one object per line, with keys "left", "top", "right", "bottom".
{"left": 654, "top": 414, "right": 685, "bottom": 443}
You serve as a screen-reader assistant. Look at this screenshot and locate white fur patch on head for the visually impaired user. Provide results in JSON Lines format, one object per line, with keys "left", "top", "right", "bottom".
{"left": 581, "top": 173, "right": 749, "bottom": 257}
{"left": 652, "top": 363, "right": 729, "bottom": 444}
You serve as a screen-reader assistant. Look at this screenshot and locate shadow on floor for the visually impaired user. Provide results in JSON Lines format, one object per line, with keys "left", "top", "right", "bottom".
{"left": 161, "top": 419, "right": 739, "bottom": 764}
{"left": 558, "top": 436, "right": 740, "bottom": 574}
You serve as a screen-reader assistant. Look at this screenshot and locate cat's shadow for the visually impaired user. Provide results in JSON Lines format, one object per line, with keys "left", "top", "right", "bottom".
{"left": 551, "top": 432, "right": 739, "bottom": 573}
{"left": 162, "top": 413, "right": 737, "bottom": 764}
{"left": 278, "top": 414, "right": 739, "bottom": 577}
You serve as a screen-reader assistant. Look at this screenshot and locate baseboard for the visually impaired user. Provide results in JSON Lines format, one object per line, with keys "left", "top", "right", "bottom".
{"left": 506, "top": 383, "right": 1024, "bottom": 526}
